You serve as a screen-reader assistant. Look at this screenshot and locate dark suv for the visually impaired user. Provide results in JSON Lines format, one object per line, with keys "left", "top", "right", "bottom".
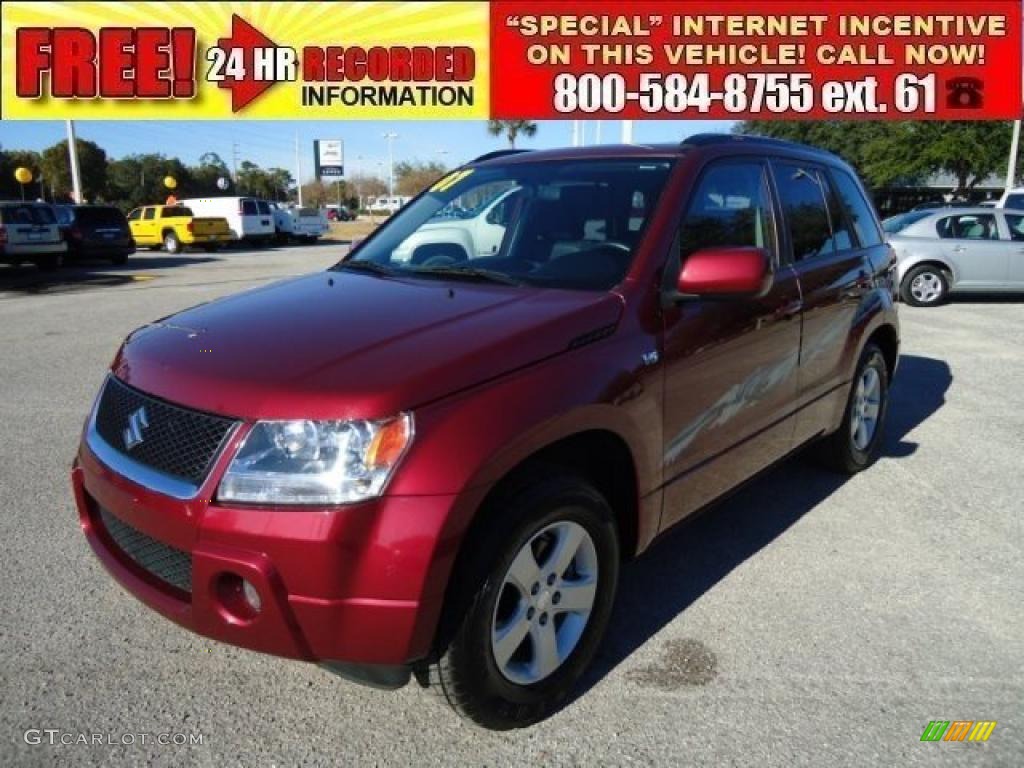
{"left": 73, "top": 134, "right": 898, "bottom": 729}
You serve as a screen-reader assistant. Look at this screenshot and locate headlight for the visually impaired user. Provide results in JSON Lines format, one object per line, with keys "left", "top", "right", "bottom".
{"left": 217, "top": 414, "right": 412, "bottom": 505}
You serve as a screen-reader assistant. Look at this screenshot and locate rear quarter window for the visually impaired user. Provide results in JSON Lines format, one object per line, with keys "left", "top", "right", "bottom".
{"left": 161, "top": 207, "right": 193, "bottom": 218}
{"left": 832, "top": 170, "right": 883, "bottom": 247}
{"left": 76, "top": 207, "right": 126, "bottom": 226}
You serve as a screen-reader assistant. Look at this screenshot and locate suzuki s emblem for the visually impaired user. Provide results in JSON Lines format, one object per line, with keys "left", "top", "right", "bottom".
{"left": 122, "top": 406, "right": 150, "bottom": 450}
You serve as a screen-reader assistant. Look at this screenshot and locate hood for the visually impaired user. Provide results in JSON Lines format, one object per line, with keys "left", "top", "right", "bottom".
{"left": 112, "top": 271, "right": 624, "bottom": 419}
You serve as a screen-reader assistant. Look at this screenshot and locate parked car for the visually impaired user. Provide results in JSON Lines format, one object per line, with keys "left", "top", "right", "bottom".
{"left": 0, "top": 200, "right": 67, "bottom": 270}
{"left": 326, "top": 205, "right": 354, "bottom": 222}
{"left": 887, "top": 207, "right": 1024, "bottom": 305}
{"left": 53, "top": 204, "right": 135, "bottom": 265}
{"left": 127, "top": 204, "right": 231, "bottom": 254}
{"left": 73, "top": 135, "right": 899, "bottom": 730}
{"left": 179, "top": 196, "right": 275, "bottom": 244}
{"left": 997, "top": 187, "right": 1024, "bottom": 209}
{"left": 367, "top": 196, "right": 410, "bottom": 214}
{"left": 910, "top": 200, "right": 974, "bottom": 211}
{"left": 269, "top": 203, "right": 328, "bottom": 242}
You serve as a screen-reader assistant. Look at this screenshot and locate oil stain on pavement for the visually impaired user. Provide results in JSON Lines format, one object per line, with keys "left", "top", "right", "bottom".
{"left": 627, "top": 638, "right": 718, "bottom": 689}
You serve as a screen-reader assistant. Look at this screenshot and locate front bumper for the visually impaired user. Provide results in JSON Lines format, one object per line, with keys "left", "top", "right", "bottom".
{"left": 72, "top": 438, "right": 455, "bottom": 668}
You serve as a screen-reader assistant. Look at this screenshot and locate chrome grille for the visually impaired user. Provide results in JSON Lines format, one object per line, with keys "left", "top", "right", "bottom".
{"left": 93, "top": 376, "right": 237, "bottom": 486}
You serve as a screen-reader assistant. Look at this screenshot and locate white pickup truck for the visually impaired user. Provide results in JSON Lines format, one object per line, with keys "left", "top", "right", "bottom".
{"left": 269, "top": 203, "right": 328, "bottom": 242}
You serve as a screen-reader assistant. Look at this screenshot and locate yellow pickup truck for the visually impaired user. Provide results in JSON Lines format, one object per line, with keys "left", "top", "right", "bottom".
{"left": 127, "top": 205, "right": 231, "bottom": 253}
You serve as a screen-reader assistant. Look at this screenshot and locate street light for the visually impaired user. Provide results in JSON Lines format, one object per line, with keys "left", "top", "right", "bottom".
{"left": 382, "top": 132, "right": 398, "bottom": 197}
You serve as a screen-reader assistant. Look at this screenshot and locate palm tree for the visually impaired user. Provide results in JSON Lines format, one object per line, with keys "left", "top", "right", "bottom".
{"left": 487, "top": 120, "right": 538, "bottom": 149}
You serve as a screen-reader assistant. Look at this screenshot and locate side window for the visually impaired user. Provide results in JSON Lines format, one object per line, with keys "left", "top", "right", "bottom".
{"left": 142, "top": 208, "right": 156, "bottom": 221}
{"left": 127, "top": 209, "right": 141, "bottom": 221}
{"left": 1005, "top": 194, "right": 1024, "bottom": 210}
{"left": 831, "top": 170, "right": 883, "bottom": 247}
{"left": 772, "top": 162, "right": 833, "bottom": 261}
{"left": 241, "top": 200, "right": 258, "bottom": 215}
{"left": 1002, "top": 214, "right": 1024, "bottom": 242}
{"left": 680, "top": 162, "right": 776, "bottom": 262}
{"left": 820, "top": 172, "right": 853, "bottom": 252}
{"left": 485, "top": 190, "right": 520, "bottom": 226}
{"left": 257, "top": 201, "right": 271, "bottom": 215}
{"left": 936, "top": 214, "right": 998, "bottom": 240}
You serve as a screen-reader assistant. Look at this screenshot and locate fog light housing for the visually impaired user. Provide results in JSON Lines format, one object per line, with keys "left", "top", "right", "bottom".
{"left": 215, "top": 573, "right": 262, "bottom": 623}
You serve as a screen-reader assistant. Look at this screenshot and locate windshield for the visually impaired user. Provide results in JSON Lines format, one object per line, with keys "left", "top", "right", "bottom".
{"left": 883, "top": 210, "right": 932, "bottom": 234}
{"left": 342, "top": 159, "right": 673, "bottom": 291}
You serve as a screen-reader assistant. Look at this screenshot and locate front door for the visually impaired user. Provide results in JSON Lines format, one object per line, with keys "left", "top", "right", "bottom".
{"left": 660, "top": 160, "right": 802, "bottom": 530}
{"left": 1000, "top": 212, "right": 1024, "bottom": 287}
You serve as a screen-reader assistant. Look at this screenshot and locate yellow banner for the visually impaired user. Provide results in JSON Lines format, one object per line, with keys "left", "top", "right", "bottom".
{"left": 1, "top": 1, "right": 489, "bottom": 119}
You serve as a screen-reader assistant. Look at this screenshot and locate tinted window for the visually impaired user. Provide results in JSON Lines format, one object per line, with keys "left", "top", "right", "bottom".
{"left": 257, "top": 201, "right": 271, "bottom": 215}
{"left": 832, "top": 171, "right": 882, "bottom": 246}
{"left": 1, "top": 204, "right": 54, "bottom": 225}
{"left": 1004, "top": 194, "right": 1024, "bottom": 210}
{"left": 936, "top": 214, "right": 998, "bottom": 240}
{"left": 680, "top": 162, "right": 776, "bottom": 260}
{"left": 242, "top": 200, "right": 258, "bottom": 215}
{"left": 821, "top": 174, "right": 853, "bottom": 252}
{"left": 143, "top": 208, "right": 156, "bottom": 220}
{"left": 54, "top": 206, "right": 75, "bottom": 226}
{"left": 773, "top": 163, "right": 833, "bottom": 261}
{"left": 76, "top": 207, "right": 125, "bottom": 226}
{"left": 1003, "top": 214, "right": 1024, "bottom": 242}
{"left": 161, "top": 206, "right": 193, "bottom": 218}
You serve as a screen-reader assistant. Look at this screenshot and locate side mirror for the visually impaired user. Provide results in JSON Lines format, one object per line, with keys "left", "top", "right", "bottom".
{"left": 676, "top": 246, "right": 772, "bottom": 298}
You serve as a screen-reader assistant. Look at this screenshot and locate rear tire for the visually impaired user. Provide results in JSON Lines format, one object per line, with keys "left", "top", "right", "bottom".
{"left": 428, "top": 473, "right": 619, "bottom": 730}
{"left": 163, "top": 231, "right": 181, "bottom": 254}
{"left": 901, "top": 265, "right": 948, "bottom": 307}
{"left": 819, "top": 343, "right": 889, "bottom": 474}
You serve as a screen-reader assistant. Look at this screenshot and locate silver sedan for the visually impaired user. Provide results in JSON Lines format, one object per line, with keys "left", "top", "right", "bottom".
{"left": 884, "top": 207, "right": 1024, "bottom": 306}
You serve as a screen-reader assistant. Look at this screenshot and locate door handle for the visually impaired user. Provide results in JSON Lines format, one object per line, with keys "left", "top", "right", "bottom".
{"left": 953, "top": 245, "right": 967, "bottom": 253}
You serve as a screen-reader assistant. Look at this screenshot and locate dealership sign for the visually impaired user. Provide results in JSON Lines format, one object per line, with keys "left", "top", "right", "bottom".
{"left": 314, "top": 139, "right": 344, "bottom": 179}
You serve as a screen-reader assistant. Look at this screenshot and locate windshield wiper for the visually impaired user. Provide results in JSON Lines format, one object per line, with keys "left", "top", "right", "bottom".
{"left": 407, "top": 265, "right": 526, "bottom": 286}
{"left": 336, "top": 260, "right": 396, "bottom": 277}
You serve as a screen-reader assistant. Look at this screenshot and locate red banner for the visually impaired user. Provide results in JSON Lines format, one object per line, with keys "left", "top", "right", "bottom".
{"left": 491, "top": 1, "right": 1022, "bottom": 119}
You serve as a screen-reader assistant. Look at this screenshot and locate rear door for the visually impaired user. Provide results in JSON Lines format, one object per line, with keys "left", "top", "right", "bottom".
{"left": 771, "top": 160, "right": 867, "bottom": 439}
{"left": 0, "top": 203, "right": 61, "bottom": 250}
{"left": 255, "top": 200, "right": 274, "bottom": 235}
{"left": 934, "top": 213, "right": 1010, "bottom": 288}
{"left": 660, "top": 159, "right": 803, "bottom": 529}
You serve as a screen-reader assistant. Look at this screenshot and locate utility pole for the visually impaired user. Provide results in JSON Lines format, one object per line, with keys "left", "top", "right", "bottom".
{"left": 66, "top": 119, "right": 83, "bottom": 203}
{"left": 383, "top": 132, "right": 398, "bottom": 197}
{"left": 1006, "top": 119, "right": 1022, "bottom": 192}
{"left": 295, "top": 131, "right": 303, "bottom": 207}
{"left": 232, "top": 142, "right": 239, "bottom": 184}
{"left": 621, "top": 120, "right": 634, "bottom": 144}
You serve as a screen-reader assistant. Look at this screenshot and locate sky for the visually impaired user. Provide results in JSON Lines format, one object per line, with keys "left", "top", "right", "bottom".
{"left": 0, "top": 119, "right": 736, "bottom": 184}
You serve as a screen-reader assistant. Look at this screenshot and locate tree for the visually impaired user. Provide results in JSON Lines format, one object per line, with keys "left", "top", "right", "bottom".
{"left": 105, "top": 154, "right": 190, "bottom": 210}
{"left": 394, "top": 160, "right": 449, "bottom": 197}
{"left": 735, "top": 120, "right": 1011, "bottom": 193}
{"left": 40, "top": 139, "right": 108, "bottom": 202}
{"left": 348, "top": 172, "right": 388, "bottom": 207}
{"left": 487, "top": 120, "right": 538, "bottom": 148}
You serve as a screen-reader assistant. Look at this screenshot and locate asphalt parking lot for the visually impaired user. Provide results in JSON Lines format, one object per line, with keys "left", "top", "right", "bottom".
{"left": 0, "top": 246, "right": 1021, "bottom": 767}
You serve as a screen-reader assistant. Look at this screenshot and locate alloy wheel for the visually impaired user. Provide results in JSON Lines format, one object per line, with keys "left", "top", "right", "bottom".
{"left": 850, "top": 367, "right": 882, "bottom": 451}
{"left": 490, "top": 520, "right": 599, "bottom": 686}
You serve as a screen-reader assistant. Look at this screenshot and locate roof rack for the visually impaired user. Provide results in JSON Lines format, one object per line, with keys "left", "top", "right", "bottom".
{"left": 681, "top": 132, "right": 836, "bottom": 156}
{"left": 472, "top": 149, "right": 532, "bottom": 163}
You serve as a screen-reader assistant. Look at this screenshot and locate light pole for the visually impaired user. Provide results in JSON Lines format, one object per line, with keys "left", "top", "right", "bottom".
{"left": 66, "top": 119, "right": 83, "bottom": 203}
{"left": 1006, "top": 119, "right": 1021, "bottom": 192}
{"left": 383, "top": 132, "right": 398, "bottom": 198}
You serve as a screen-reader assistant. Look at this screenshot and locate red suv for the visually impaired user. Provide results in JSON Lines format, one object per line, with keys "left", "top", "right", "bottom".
{"left": 73, "top": 135, "right": 898, "bottom": 729}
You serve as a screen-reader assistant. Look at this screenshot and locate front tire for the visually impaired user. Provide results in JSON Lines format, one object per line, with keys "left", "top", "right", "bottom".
{"left": 901, "top": 265, "right": 948, "bottom": 306}
{"left": 819, "top": 343, "right": 889, "bottom": 474}
{"left": 36, "top": 252, "right": 64, "bottom": 271}
{"left": 429, "top": 474, "right": 619, "bottom": 730}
